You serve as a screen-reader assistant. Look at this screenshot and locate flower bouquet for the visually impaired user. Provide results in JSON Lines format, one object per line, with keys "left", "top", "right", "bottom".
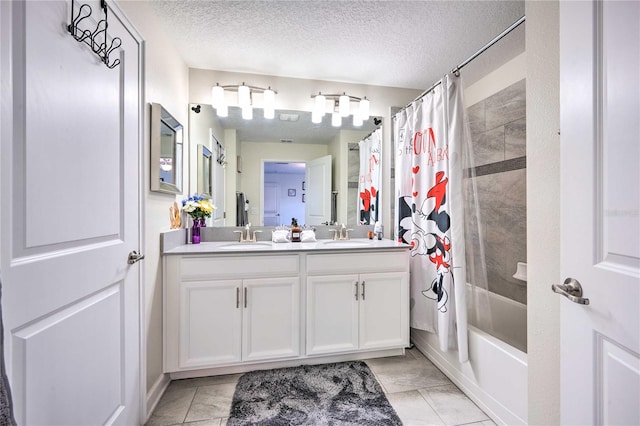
{"left": 181, "top": 195, "right": 215, "bottom": 244}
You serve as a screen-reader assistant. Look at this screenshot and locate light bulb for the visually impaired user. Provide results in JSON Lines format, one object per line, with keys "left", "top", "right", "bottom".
{"left": 314, "top": 93, "right": 326, "bottom": 116}
{"left": 238, "top": 84, "right": 250, "bottom": 107}
{"left": 211, "top": 85, "right": 224, "bottom": 109}
{"left": 332, "top": 111, "right": 341, "bottom": 127}
{"left": 359, "top": 97, "right": 370, "bottom": 120}
{"left": 312, "top": 109, "right": 322, "bottom": 124}
{"left": 263, "top": 88, "right": 275, "bottom": 119}
{"left": 353, "top": 112, "right": 363, "bottom": 127}
{"left": 339, "top": 93, "right": 350, "bottom": 117}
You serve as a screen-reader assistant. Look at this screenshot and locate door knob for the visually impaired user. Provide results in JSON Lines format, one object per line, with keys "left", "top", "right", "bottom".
{"left": 551, "top": 278, "right": 590, "bottom": 305}
{"left": 127, "top": 250, "right": 145, "bottom": 264}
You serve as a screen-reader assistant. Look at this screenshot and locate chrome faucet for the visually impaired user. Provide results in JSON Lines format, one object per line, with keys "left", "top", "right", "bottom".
{"left": 234, "top": 224, "right": 262, "bottom": 242}
{"left": 332, "top": 223, "right": 353, "bottom": 240}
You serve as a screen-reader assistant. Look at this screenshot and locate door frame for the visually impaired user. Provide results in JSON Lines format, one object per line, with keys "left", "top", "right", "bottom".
{"left": 260, "top": 159, "right": 307, "bottom": 226}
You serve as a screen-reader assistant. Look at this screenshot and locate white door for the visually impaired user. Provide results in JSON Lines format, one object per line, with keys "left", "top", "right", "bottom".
{"left": 242, "top": 277, "right": 300, "bottom": 361}
{"left": 263, "top": 182, "right": 280, "bottom": 226}
{"left": 559, "top": 1, "right": 640, "bottom": 424}
{"left": 0, "top": 1, "right": 143, "bottom": 424}
{"left": 305, "top": 154, "right": 332, "bottom": 225}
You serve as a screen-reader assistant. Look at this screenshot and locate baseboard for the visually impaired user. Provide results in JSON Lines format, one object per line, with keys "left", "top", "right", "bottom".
{"left": 411, "top": 329, "right": 527, "bottom": 426}
{"left": 168, "top": 348, "right": 404, "bottom": 380}
{"left": 145, "top": 373, "right": 170, "bottom": 422}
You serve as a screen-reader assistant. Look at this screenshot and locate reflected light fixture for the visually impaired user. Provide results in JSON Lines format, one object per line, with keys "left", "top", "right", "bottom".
{"left": 353, "top": 112, "right": 363, "bottom": 127}
{"left": 311, "top": 109, "right": 322, "bottom": 124}
{"left": 311, "top": 92, "right": 371, "bottom": 127}
{"left": 210, "top": 83, "right": 277, "bottom": 120}
{"left": 331, "top": 100, "right": 341, "bottom": 127}
{"left": 314, "top": 93, "right": 326, "bottom": 117}
{"left": 263, "top": 87, "right": 275, "bottom": 119}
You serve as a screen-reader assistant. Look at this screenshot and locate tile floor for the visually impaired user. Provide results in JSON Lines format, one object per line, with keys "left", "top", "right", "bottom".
{"left": 146, "top": 348, "right": 494, "bottom": 426}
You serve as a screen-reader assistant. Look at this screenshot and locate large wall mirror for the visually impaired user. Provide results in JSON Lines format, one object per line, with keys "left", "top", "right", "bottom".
{"left": 189, "top": 103, "right": 380, "bottom": 227}
{"left": 150, "top": 103, "right": 183, "bottom": 194}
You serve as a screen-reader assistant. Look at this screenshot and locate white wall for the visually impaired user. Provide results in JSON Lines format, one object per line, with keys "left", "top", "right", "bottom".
{"left": 525, "top": 1, "right": 561, "bottom": 424}
{"left": 118, "top": 0, "right": 190, "bottom": 414}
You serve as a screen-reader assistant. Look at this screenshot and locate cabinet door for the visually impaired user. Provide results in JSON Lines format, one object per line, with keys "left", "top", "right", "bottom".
{"left": 242, "top": 277, "right": 300, "bottom": 361}
{"left": 306, "top": 275, "right": 359, "bottom": 355}
{"left": 358, "top": 272, "right": 409, "bottom": 350}
{"left": 179, "top": 280, "right": 242, "bottom": 368}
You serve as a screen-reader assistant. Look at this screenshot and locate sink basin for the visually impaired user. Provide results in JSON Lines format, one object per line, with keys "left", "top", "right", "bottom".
{"left": 322, "top": 240, "right": 373, "bottom": 248}
{"left": 218, "top": 242, "right": 273, "bottom": 251}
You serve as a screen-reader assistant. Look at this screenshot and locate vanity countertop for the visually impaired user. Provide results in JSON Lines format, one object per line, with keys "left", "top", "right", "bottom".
{"left": 163, "top": 238, "right": 410, "bottom": 255}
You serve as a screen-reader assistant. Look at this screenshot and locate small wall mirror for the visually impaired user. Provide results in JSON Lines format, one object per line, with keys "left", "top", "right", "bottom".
{"left": 150, "top": 103, "right": 183, "bottom": 194}
{"left": 197, "top": 144, "right": 213, "bottom": 197}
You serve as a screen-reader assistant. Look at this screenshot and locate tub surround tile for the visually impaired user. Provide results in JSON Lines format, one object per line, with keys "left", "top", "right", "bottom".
{"left": 467, "top": 101, "right": 486, "bottom": 135}
{"left": 183, "top": 383, "right": 236, "bottom": 423}
{"left": 484, "top": 79, "right": 526, "bottom": 130}
{"left": 145, "top": 386, "right": 196, "bottom": 426}
{"left": 504, "top": 118, "right": 526, "bottom": 159}
{"left": 472, "top": 126, "right": 505, "bottom": 166}
{"left": 475, "top": 168, "right": 526, "bottom": 210}
{"left": 419, "top": 384, "right": 490, "bottom": 426}
{"left": 386, "top": 390, "right": 446, "bottom": 426}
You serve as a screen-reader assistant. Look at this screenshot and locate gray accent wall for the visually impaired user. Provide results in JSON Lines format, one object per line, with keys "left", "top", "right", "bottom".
{"left": 467, "top": 79, "right": 527, "bottom": 304}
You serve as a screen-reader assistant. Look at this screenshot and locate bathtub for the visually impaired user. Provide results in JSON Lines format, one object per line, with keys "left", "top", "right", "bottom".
{"left": 411, "top": 286, "right": 528, "bottom": 425}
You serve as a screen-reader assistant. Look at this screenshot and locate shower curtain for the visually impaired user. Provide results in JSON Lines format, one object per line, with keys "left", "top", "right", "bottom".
{"left": 394, "top": 74, "right": 470, "bottom": 362}
{"left": 358, "top": 127, "right": 382, "bottom": 225}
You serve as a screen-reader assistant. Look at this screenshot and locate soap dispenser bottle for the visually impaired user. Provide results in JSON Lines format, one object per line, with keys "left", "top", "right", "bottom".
{"left": 290, "top": 218, "right": 301, "bottom": 242}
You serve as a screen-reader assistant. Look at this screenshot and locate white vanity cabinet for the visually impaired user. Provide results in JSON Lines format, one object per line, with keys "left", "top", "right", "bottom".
{"left": 164, "top": 254, "right": 300, "bottom": 372}
{"left": 305, "top": 252, "right": 409, "bottom": 356}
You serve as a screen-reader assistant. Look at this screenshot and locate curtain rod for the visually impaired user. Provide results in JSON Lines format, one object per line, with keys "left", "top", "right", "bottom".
{"left": 359, "top": 125, "right": 382, "bottom": 143}
{"left": 393, "top": 15, "right": 526, "bottom": 118}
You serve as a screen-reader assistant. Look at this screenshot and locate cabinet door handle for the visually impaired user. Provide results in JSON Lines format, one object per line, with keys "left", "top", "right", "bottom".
{"left": 361, "top": 281, "right": 366, "bottom": 300}
{"left": 244, "top": 287, "right": 248, "bottom": 308}
{"left": 236, "top": 287, "right": 240, "bottom": 309}
{"left": 354, "top": 281, "right": 359, "bottom": 301}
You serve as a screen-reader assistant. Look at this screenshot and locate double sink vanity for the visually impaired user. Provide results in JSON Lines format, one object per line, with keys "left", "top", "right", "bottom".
{"left": 162, "top": 229, "right": 410, "bottom": 379}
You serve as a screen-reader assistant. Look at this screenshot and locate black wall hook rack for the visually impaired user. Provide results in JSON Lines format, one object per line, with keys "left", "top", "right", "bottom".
{"left": 67, "top": 0, "right": 122, "bottom": 69}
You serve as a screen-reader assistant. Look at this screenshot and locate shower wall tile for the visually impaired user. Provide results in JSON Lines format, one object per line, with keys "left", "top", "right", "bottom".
{"left": 467, "top": 101, "right": 486, "bottom": 135}
{"left": 504, "top": 118, "right": 526, "bottom": 159}
{"left": 347, "top": 186, "right": 358, "bottom": 225}
{"left": 348, "top": 144, "right": 360, "bottom": 183}
{"left": 472, "top": 126, "right": 504, "bottom": 166}
{"left": 464, "top": 79, "right": 526, "bottom": 306}
{"left": 485, "top": 79, "right": 526, "bottom": 130}
{"left": 475, "top": 169, "right": 526, "bottom": 211}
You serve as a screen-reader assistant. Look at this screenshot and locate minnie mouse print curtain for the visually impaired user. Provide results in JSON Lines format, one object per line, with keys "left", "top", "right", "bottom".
{"left": 394, "top": 73, "right": 470, "bottom": 362}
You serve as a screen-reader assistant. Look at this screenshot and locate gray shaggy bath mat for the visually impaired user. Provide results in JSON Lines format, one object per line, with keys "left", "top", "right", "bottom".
{"left": 227, "top": 361, "right": 402, "bottom": 425}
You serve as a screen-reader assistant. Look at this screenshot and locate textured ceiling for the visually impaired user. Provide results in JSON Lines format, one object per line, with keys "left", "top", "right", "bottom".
{"left": 149, "top": 0, "right": 526, "bottom": 90}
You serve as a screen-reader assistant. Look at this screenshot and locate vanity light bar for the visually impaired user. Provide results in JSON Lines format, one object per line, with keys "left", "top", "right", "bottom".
{"left": 311, "top": 92, "right": 371, "bottom": 124}
{"left": 211, "top": 83, "right": 277, "bottom": 120}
